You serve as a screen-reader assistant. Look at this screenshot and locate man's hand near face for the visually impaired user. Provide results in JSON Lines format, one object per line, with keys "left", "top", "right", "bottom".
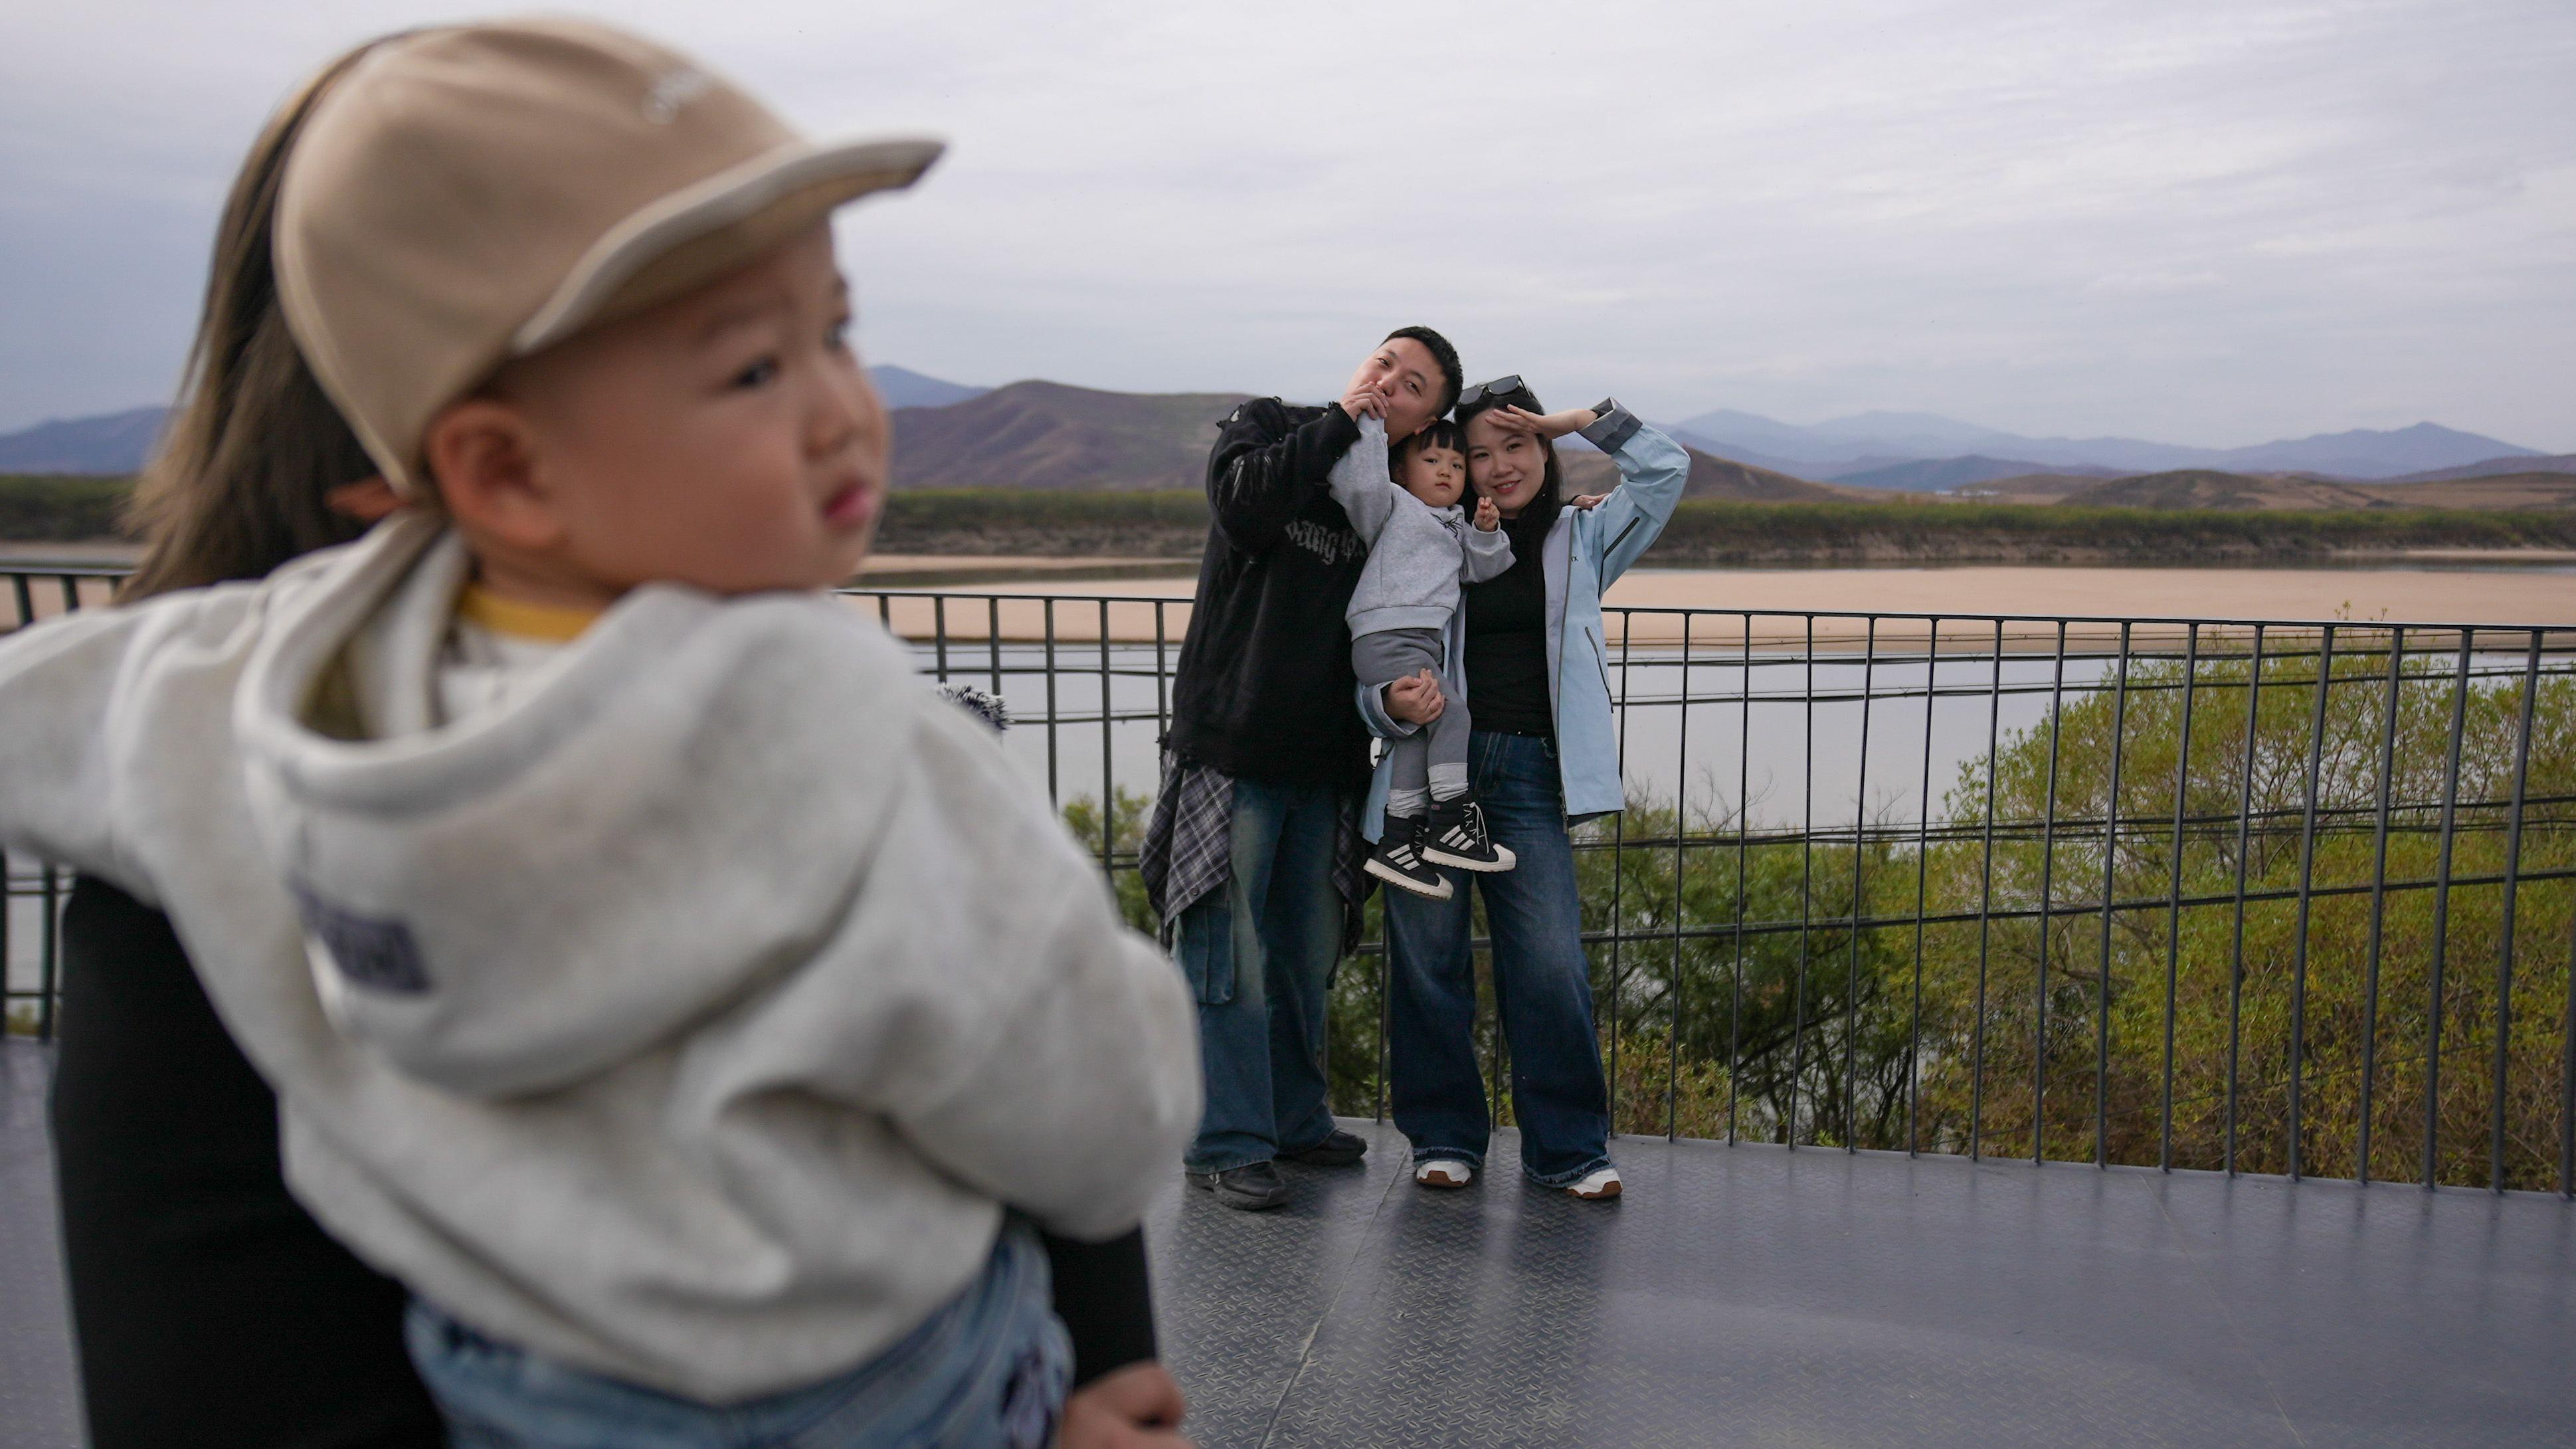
{"left": 1384, "top": 668, "right": 1444, "bottom": 725}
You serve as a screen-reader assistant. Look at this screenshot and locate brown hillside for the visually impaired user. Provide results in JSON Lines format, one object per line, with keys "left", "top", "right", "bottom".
{"left": 890, "top": 380, "right": 1252, "bottom": 491}
{"left": 1560, "top": 444, "right": 1853, "bottom": 502}
{"left": 2069, "top": 470, "right": 2391, "bottom": 511}
{"left": 2389, "top": 454, "right": 2576, "bottom": 483}
{"left": 2354, "top": 474, "right": 2576, "bottom": 512}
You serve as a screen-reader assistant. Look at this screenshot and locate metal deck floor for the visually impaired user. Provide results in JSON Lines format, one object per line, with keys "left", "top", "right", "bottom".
{"left": 4, "top": 1037, "right": 2571, "bottom": 1447}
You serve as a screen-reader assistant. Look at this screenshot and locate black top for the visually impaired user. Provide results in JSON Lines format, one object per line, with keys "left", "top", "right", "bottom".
{"left": 1166, "top": 397, "right": 1372, "bottom": 784}
{"left": 1463, "top": 511, "right": 1556, "bottom": 737}
{"left": 51, "top": 877, "right": 448, "bottom": 1448}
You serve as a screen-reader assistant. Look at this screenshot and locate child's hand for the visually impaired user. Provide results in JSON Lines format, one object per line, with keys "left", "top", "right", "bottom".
{"left": 1568, "top": 492, "right": 1613, "bottom": 511}
{"left": 1473, "top": 496, "right": 1500, "bottom": 531}
{"left": 1060, "top": 1361, "right": 1192, "bottom": 1447}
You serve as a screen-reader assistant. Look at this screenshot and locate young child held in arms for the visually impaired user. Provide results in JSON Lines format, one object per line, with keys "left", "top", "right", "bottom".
{"left": 1331, "top": 414, "right": 1518, "bottom": 899}
{"left": 0, "top": 21, "right": 1199, "bottom": 1448}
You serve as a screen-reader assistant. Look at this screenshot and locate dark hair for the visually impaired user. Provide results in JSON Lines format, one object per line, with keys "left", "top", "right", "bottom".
{"left": 1453, "top": 377, "right": 1564, "bottom": 528}
{"left": 118, "top": 39, "right": 401, "bottom": 601}
{"left": 1388, "top": 417, "right": 1466, "bottom": 480}
{"left": 1382, "top": 325, "right": 1462, "bottom": 418}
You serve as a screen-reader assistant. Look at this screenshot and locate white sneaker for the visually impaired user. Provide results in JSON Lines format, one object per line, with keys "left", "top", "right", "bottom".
{"left": 1566, "top": 1165, "right": 1622, "bottom": 1201}
{"left": 1414, "top": 1157, "right": 1474, "bottom": 1189}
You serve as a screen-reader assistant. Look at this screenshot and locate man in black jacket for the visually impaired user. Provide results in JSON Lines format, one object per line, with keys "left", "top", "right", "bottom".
{"left": 1146, "top": 327, "right": 1460, "bottom": 1210}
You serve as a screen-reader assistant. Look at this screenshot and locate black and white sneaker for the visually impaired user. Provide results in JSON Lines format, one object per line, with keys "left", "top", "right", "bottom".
{"left": 1422, "top": 797, "right": 1515, "bottom": 872}
{"left": 1364, "top": 819, "right": 1453, "bottom": 900}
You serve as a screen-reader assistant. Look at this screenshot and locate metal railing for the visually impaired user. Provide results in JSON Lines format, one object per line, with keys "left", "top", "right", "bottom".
{"left": 9, "top": 567, "right": 2573, "bottom": 1194}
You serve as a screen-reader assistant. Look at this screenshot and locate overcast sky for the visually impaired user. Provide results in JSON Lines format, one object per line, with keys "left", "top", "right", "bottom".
{"left": 3, "top": 1, "right": 2570, "bottom": 448}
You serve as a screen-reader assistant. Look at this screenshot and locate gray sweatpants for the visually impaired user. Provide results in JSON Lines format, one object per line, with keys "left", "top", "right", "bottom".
{"left": 1354, "top": 625, "right": 1469, "bottom": 818}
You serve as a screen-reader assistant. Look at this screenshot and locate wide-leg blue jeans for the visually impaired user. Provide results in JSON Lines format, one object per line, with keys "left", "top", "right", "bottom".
{"left": 1383, "top": 731, "right": 1612, "bottom": 1185}
{"left": 1173, "top": 777, "right": 1345, "bottom": 1173}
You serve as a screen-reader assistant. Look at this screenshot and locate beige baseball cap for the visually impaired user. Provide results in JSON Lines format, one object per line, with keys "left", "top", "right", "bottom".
{"left": 274, "top": 18, "right": 942, "bottom": 495}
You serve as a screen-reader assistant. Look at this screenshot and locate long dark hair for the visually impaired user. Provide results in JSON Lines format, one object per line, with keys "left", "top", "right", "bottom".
{"left": 118, "top": 39, "right": 399, "bottom": 602}
{"left": 1453, "top": 378, "right": 1564, "bottom": 532}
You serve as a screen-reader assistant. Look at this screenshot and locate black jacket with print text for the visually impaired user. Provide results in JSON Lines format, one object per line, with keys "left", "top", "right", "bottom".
{"left": 1166, "top": 397, "right": 1372, "bottom": 785}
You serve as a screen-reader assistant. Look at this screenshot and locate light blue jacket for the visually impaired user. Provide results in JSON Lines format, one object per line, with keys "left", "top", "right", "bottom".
{"left": 1357, "top": 402, "right": 1691, "bottom": 836}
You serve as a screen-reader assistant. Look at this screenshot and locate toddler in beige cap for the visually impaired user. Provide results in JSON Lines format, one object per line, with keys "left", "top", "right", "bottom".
{"left": 0, "top": 19, "right": 1199, "bottom": 1448}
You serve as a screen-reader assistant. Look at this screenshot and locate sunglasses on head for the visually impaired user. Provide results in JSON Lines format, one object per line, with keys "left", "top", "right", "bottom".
{"left": 1455, "top": 375, "right": 1526, "bottom": 412}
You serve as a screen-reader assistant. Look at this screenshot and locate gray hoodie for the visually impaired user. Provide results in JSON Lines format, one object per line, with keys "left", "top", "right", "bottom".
{"left": 1328, "top": 415, "right": 1513, "bottom": 638}
{"left": 0, "top": 513, "right": 1200, "bottom": 1400}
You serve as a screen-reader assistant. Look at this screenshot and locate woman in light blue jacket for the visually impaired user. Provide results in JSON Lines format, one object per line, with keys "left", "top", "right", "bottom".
{"left": 1356, "top": 377, "right": 1690, "bottom": 1198}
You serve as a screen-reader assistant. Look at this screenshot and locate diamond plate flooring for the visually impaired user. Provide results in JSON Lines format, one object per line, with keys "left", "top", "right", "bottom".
{"left": 2, "top": 1036, "right": 2569, "bottom": 1447}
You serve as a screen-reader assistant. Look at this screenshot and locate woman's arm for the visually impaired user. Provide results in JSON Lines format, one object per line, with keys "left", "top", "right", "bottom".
{"left": 1482, "top": 401, "right": 1687, "bottom": 586}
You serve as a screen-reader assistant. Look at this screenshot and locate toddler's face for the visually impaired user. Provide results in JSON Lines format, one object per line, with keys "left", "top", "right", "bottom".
{"left": 481, "top": 223, "right": 888, "bottom": 596}
{"left": 1398, "top": 442, "right": 1467, "bottom": 510}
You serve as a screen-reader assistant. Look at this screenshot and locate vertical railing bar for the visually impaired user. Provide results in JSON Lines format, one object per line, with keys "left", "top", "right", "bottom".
{"left": 1044, "top": 604, "right": 1061, "bottom": 807}
{"left": 2422, "top": 632, "right": 2474, "bottom": 1189}
{"left": 2033, "top": 621, "right": 2069, "bottom": 1165}
{"left": 933, "top": 595, "right": 949, "bottom": 682}
{"left": 1153, "top": 603, "right": 1170, "bottom": 739}
{"left": 10, "top": 572, "right": 34, "bottom": 632}
{"left": 1908, "top": 619, "right": 1938, "bottom": 1156}
{"left": 2285, "top": 626, "right": 2336, "bottom": 1180}
{"left": 2096, "top": 623, "right": 2132, "bottom": 1168}
{"left": 1844, "top": 617, "right": 1875, "bottom": 1151}
{"left": 2359, "top": 626, "right": 2404, "bottom": 1184}
{"left": 58, "top": 575, "right": 78, "bottom": 613}
{"left": 1663, "top": 614, "right": 1686, "bottom": 1140}
{"left": 1099, "top": 601, "right": 1115, "bottom": 870}
{"left": 1728, "top": 615, "right": 1752, "bottom": 1146}
{"left": 1970, "top": 617, "right": 2005, "bottom": 1161}
{"left": 2490, "top": 632, "right": 2541, "bottom": 1193}
{"left": 988, "top": 597, "right": 1003, "bottom": 694}
{"left": 1789, "top": 615, "right": 1816, "bottom": 1146}
{"left": 2222, "top": 626, "right": 2265, "bottom": 1175}
{"left": 875, "top": 593, "right": 891, "bottom": 630}
{"left": 2161, "top": 623, "right": 2201, "bottom": 1172}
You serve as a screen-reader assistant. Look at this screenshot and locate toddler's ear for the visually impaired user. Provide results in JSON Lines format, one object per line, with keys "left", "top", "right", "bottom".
{"left": 422, "top": 397, "right": 563, "bottom": 551}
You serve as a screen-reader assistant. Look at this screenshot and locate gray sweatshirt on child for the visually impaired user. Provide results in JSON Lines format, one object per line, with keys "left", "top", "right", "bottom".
{"left": 0, "top": 513, "right": 1200, "bottom": 1401}
{"left": 1327, "top": 415, "right": 1513, "bottom": 638}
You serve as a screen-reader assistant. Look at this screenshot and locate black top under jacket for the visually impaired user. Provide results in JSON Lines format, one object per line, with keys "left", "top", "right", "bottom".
{"left": 48, "top": 879, "right": 1156, "bottom": 1449}
{"left": 1463, "top": 510, "right": 1558, "bottom": 737}
{"left": 1166, "top": 397, "right": 1372, "bottom": 785}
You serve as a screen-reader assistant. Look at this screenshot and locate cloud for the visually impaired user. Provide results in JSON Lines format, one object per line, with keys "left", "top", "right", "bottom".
{"left": 1, "top": 0, "right": 2569, "bottom": 448}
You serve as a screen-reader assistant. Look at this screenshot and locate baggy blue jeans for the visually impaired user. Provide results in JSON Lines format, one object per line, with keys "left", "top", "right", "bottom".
{"left": 1382, "top": 731, "right": 1613, "bottom": 1185}
{"left": 1173, "top": 777, "right": 1345, "bottom": 1173}
{"left": 406, "top": 1226, "right": 1068, "bottom": 1448}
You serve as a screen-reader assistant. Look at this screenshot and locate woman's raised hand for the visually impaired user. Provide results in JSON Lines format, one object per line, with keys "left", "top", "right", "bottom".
{"left": 1486, "top": 403, "right": 1598, "bottom": 440}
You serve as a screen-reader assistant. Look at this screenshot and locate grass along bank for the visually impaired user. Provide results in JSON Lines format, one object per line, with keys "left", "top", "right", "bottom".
{"left": 10, "top": 476, "right": 2575, "bottom": 565}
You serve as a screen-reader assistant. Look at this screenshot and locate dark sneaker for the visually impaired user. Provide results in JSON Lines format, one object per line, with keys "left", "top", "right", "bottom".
{"left": 1422, "top": 797, "right": 1516, "bottom": 872}
{"left": 1364, "top": 819, "right": 1453, "bottom": 900}
{"left": 1187, "top": 1161, "right": 1289, "bottom": 1210}
{"left": 1280, "top": 1128, "right": 1369, "bottom": 1167}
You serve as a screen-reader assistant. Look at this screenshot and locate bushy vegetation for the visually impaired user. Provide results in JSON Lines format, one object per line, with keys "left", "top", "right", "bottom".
{"left": 1070, "top": 650, "right": 2575, "bottom": 1189}
{"left": 0, "top": 474, "right": 132, "bottom": 541}
{"left": 11, "top": 476, "right": 2571, "bottom": 561}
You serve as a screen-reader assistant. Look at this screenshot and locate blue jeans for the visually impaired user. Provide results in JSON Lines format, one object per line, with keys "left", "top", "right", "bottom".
{"left": 407, "top": 1227, "right": 1068, "bottom": 1449}
{"left": 1383, "top": 731, "right": 1612, "bottom": 1186}
{"left": 1174, "top": 777, "right": 1345, "bottom": 1173}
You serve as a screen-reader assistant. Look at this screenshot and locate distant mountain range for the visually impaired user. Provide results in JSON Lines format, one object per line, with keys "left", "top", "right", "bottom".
{"left": 3, "top": 373, "right": 2555, "bottom": 497}
{"left": 0, "top": 367, "right": 992, "bottom": 474}
{"left": 1667, "top": 409, "right": 2540, "bottom": 484}
{"left": 0, "top": 406, "right": 170, "bottom": 474}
